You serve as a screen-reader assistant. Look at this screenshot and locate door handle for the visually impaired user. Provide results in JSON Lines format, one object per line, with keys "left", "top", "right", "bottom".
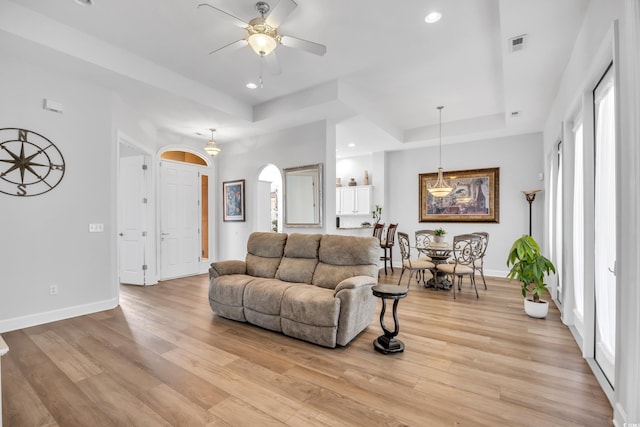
{"left": 161, "top": 233, "right": 170, "bottom": 236}
{"left": 608, "top": 260, "right": 616, "bottom": 276}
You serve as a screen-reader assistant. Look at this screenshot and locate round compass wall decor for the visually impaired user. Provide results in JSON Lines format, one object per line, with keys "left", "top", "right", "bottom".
{"left": 0, "top": 128, "right": 66, "bottom": 197}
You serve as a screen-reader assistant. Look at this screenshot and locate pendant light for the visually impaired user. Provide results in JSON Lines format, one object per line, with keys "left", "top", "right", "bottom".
{"left": 427, "top": 106, "right": 453, "bottom": 197}
{"left": 204, "top": 128, "right": 222, "bottom": 157}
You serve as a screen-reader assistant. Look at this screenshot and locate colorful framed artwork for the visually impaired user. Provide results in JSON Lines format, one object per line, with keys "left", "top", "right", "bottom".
{"left": 223, "top": 179, "right": 245, "bottom": 222}
{"left": 419, "top": 167, "right": 499, "bottom": 223}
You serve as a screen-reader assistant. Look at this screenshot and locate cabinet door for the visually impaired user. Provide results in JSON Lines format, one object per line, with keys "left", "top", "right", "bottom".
{"left": 336, "top": 188, "right": 342, "bottom": 215}
{"left": 340, "top": 187, "right": 356, "bottom": 214}
{"left": 355, "top": 187, "right": 371, "bottom": 214}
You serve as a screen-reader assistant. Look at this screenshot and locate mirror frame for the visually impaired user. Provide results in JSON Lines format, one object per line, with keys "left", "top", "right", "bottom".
{"left": 283, "top": 163, "right": 323, "bottom": 228}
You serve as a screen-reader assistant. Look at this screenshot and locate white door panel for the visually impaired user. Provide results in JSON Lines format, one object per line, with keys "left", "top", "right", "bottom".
{"left": 119, "top": 155, "right": 146, "bottom": 285}
{"left": 160, "top": 161, "right": 199, "bottom": 279}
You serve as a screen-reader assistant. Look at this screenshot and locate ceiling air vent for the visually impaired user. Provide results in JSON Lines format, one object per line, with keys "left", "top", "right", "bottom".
{"left": 508, "top": 34, "right": 527, "bottom": 53}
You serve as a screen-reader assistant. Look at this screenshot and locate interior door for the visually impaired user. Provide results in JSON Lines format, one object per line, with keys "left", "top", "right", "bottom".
{"left": 119, "top": 155, "right": 146, "bottom": 285}
{"left": 160, "top": 161, "right": 199, "bottom": 279}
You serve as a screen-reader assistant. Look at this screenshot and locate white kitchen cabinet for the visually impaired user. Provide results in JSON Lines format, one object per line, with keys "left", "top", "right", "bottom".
{"left": 336, "top": 185, "right": 371, "bottom": 215}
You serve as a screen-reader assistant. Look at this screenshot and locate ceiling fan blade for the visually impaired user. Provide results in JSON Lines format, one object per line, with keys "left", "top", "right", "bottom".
{"left": 198, "top": 3, "right": 248, "bottom": 28}
{"left": 280, "top": 35, "right": 326, "bottom": 56}
{"left": 265, "top": 0, "right": 297, "bottom": 28}
{"left": 263, "top": 52, "right": 282, "bottom": 75}
{"left": 209, "top": 39, "right": 248, "bottom": 55}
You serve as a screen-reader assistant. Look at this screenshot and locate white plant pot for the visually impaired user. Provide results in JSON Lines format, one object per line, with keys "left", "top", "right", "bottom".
{"left": 434, "top": 235, "right": 444, "bottom": 243}
{"left": 524, "top": 298, "right": 549, "bottom": 318}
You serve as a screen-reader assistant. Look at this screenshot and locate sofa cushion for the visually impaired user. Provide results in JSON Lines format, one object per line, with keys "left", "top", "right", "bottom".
{"left": 312, "top": 235, "right": 380, "bottom": 289}
{"left": 243, "top": 278, "right": 302, "bottom": 331}
{"left": 245, "top": 232, "right": 288, "bottom": 278}
{"left": 318, "top": 235, "right": 379, "bottom": 266}
{"left": 208, "top": 274, "right": 255, "bottom": 322}
{"left": 275, "top": 233, "right": 322, "bottom": 284}
{"left": 312, "top": 264, "right": 378, "bottom": 289}
{"left": 276, "top": 258, "right": 319, "bottom": 284}
{"left": 281, "top": 285, "right": 340, "bottom": 348}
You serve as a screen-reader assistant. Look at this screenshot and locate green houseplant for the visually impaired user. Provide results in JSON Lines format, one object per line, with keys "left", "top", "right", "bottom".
{"left": 434, "top": 227, "right": 446, "bottom": 243}
{"left": 506, "top": 235, "right": 556, "bottom": 318}
{"left": 372, "top": 205, "right": 382, "bottom": 224}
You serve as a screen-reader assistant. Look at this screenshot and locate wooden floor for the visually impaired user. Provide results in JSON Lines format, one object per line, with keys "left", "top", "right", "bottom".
{"left": 2, "top": 271, "right": 612, "bottom": 426}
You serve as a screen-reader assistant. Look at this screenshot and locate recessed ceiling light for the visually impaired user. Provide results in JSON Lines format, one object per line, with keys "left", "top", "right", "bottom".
{"left": 348, "top": 143, "right": 356, "bottom": 148}
{"left": 246, "top": 82, "right": 258, "bottom": 89}
{"left": 425, "top": 11, "right": 442, "bottom": 23}
{"left": 73, "top": 0, "right": 93, "bottom": 6}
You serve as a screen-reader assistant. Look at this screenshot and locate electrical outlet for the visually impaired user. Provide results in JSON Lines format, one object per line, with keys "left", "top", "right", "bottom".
{"left": 50, "top": 285, "right": 58, "bottom": 295}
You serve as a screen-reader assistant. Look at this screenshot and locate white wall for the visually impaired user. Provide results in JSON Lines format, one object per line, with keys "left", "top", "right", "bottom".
{"left": 0, "top": 54, "right": 117, "bottom": 331}
{"left": 386, "top": 133, "right": 544, "bottom": 278}
{"left": 215, "top": 121, "right": 327, "bottom": 261}
{"left": 336, "top": 154, "right": 372, "bottom": 187}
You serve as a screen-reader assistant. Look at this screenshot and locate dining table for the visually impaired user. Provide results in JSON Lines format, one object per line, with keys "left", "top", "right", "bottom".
{"left": 418, "top": 242, "right": 453, "bottom": 289}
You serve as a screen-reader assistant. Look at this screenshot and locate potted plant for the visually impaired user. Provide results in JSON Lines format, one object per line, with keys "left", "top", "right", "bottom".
{"left": 434, "top": 227, "right": 446, "bottom": 243}
{"left": 372, "top": 205, "right": 382, "bottom": 224}
{"left": 506, "top": 235, "right": 556, "bottom": 318}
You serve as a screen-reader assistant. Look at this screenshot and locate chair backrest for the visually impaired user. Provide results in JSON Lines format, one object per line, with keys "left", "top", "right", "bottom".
{"left": 472, "top": 231, "right": 489, "bottom": 258}
{"left": 415, "top": 229, "right": 435, "bottom": 250}
{"left": 385, "top": 223, "right": 398, "bottom": 246}
{"left": 373, "top": 223, "right": 385, "bottom": 241}
{"left": 397, "top": 231, "right": 411, "bottom": 261}
{"left": 451, "top": 234, "right": 482, "bottom": 266}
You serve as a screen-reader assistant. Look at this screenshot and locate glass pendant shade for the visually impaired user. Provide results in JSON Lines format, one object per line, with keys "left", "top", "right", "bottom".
{"left": 205, "top": 129, "right": 221, "bottom": 157}
{"left": 248, "top": 33, "right": 277, "bottom": 56}
{"left": 428, "top": 167, "right": 453, "bottom": 197}
{"left": 427, "top": 106, "right": 452, "bottom": 197}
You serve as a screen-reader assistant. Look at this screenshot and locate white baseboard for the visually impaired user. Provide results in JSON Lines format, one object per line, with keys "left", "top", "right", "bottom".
{"left": 0, "top": 297, "right": 119, "bottom": 333}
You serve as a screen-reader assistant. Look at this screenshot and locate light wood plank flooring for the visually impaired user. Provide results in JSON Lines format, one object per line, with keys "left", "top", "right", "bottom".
{"left": 2, "top": 271, "right": 612, "bottom": 426}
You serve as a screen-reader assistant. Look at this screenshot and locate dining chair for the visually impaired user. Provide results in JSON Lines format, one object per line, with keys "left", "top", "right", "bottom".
{"left": 436, "top": 234, "right": 482, "bottom": 299}
{"left": 397, "top": 232, "right": 435, "bottom": 288}
{"left": 472, "top": 231, "right": 489, "bottom": 289}
{"left": 414, "top": 230, "right": 435, "bottom": 261}
{"left": 380, "top": 223, "right": 398, "bottom": 275}
{"left": 373, "top": 222, "right": 385, "bottom": 240}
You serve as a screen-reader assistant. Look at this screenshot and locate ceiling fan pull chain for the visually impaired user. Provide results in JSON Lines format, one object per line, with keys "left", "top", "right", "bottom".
{"left": 259, "top": 55, "right": 264, "bottom": 88}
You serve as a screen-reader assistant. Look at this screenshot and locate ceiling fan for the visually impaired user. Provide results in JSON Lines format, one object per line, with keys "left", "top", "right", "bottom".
{"left": 198, "top": 0, "right": 326, "bottom": 72}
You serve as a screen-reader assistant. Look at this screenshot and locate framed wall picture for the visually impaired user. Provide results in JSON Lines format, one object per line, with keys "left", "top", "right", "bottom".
{"left": 223, "top": 179, "right": 245, "bottom": 222}
{"left": 419, "top": 167, "right": 499, "bottom": 223}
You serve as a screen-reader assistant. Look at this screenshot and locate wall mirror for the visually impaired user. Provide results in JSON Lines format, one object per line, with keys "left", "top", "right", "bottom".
{"left": 283, "top": 163, "right": 323, "bottom": 228}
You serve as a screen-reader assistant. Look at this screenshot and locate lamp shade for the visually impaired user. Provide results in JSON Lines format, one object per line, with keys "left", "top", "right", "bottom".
{"left": 427, "top": 167, "right": 453, "bottom": 197}
{"left": 204, "top": 128, "right": 222, "bottom": 156}
{"left": 248, "top": 33, "right": 277, "bottom": 56}
{"left": 205, "top": 141, "right": 221, "bottom": 156}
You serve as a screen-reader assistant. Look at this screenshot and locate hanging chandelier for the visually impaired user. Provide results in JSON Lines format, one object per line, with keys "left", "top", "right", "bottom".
{"left": 427, "top": 106, "right": 453, "bottom": 197}
{"left": 204, "top": 128, "right": 222, "bottom": 157}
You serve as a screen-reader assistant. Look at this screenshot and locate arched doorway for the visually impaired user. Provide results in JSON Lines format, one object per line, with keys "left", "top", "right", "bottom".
{"left": 257, "top": 164, "right": 282, "bottom": 232}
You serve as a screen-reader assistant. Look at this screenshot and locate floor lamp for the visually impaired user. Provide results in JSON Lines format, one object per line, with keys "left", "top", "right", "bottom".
{"left": 522, "top": 190, "right": 541, "bottom": 236}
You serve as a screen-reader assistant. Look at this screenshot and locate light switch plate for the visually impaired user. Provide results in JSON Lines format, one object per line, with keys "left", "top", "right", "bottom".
{"left": 89, "top": 223, "right": 104, "bottom": 232}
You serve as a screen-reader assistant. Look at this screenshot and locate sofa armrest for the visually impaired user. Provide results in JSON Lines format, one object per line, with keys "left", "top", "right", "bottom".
{"left": 334, "top": 276, "right": 377, "bottom": 346}
{"left": 334, "top": 275, "right": 376, "bottom": 294}
{"left": 209, "top": 260, "right": 247, "bottom": 279}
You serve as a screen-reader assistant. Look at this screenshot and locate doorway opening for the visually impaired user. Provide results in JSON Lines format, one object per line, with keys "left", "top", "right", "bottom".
{"left": 258, "top": 164, "right": 282, "bottom": 232}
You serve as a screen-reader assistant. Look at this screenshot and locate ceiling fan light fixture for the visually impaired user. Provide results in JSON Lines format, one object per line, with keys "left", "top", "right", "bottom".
{"left": 248, "top": 32, "right": 278, "bottom": 56}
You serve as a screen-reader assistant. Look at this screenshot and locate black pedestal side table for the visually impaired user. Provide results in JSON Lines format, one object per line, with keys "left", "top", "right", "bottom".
{"left": 372, "top": 284, "right": 408, "bottom": 354}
